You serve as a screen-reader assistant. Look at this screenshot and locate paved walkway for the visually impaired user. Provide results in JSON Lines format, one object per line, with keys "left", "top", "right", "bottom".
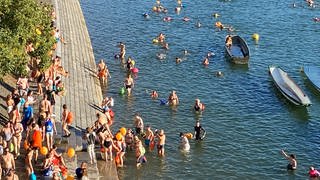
{"left": 53, "top": 0, "right": 118, "bottom": 179}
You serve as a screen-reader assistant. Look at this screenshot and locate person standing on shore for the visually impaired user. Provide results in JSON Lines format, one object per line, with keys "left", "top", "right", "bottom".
{"left": 281, "top": 149, "right": 297, "bottom": 170}
{"left": 12, "top": 120, "right": 23, "bottom": 159}
{"left": 61, "top": 104, "right": 72, "bottom": 137}
{"left": 83, "top": 127, "right": 96, "bottom": 164}
{"left": 25, "top": 147, "right": 34, "bottom": 176}
{"left": 39, "top": 94, "right": 51, "bottom": 115}
{"left": 43, "top": 113, "right": 57, "bottom": 151}
{"left": 16, "top": 76, "right": 29, "bottom": 96}
{"left": 1, "top": 147, "right": 15, "bottom": 178}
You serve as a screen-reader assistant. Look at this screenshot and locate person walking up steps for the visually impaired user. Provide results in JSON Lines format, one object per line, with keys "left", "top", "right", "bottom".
{"left": 43, "top": 112, "right": 57, "bottom": 151}
{"left": 62, "top": 104, "right": 72, "bottom": 137}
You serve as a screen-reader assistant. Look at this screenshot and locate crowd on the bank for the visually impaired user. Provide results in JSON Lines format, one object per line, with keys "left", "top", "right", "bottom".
{"left": 0, "top": 3, "right": 77, "bottom": 180}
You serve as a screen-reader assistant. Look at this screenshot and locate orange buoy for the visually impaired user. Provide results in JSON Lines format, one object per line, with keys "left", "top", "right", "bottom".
{"left": 67, "top": 147, "right": 75, "bottom": 158}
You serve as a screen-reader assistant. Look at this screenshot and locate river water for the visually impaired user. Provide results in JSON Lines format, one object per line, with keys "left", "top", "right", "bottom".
{"left": 80, "top": 0, "right": 320, "bottom": 179}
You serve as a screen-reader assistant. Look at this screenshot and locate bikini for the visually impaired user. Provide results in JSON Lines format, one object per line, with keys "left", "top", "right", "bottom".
{"left": 4, "top": 130, "right": 12, "bottom": 142}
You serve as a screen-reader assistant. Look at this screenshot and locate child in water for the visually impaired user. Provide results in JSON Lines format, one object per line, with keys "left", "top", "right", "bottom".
{"left": 150, "top": 90, "right": 158, "bottom": 99}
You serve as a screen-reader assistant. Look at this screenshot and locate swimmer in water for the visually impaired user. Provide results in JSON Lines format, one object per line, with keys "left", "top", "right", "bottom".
{"left": 215, "top": 71, "right": 223, "bottom": 77}
{"left": 150, "top": 90, "right": 158, "bottom": 99}
{"left": 195, "top": 21, "right": 201, "bottom": 28}
{"left": 126, "top": 57, "right": 134, "bottom": 71}
{"left": 163, "top": 16, "right": 172, "bottom": 22}
{"left": 124, "top": 74, "right": 134, "bottom": 96}
{"left": 143, "top": 13, "right": 150, "bottom": 18}
{"left": 156, "top": 129, "right": 166, "bottom": 156}
{"left": 156, "top": 53, "right": 166, "bottom": 60}
{"left": 194, "top": 121, "right": 205, "bottom": 140}
{"left": 183, "top": 49, "right": 188, "bottom": 55}
{"left": 163, "top": 43, "right": 169, "bottom": 50}
{"left": 168, "top": 90, "right": 179, "bottom": 105}
{"left": 176, "top": 57, "right": 182, "bottom": 64}
{"left": 207, "top": 51, "right": 215, "bottom": 58}
{"left": 158, "top": 33, "right": 165, "bottom": 43}
{"left": 309, "top": 166, "right": 320, "bottom": 178}
{"left": 194, "top": 99, "right": 205, "bottom": 112}
{"left": 183, "top": 17, "right": 190, "bottom": 22}
{"left": 119, "top": 42, "right": 126, "bottom": 60}
{"left": 175, "top": 7, "right": 181, "bottom": 13}
{"left": 202, "top": 57, "right": 209, "bottom": 66}
{"left": 179, "top": 132, "right": 190, "bottom": 151}
{"left": 281, "top": 149, "right": 297, "bottom": 170}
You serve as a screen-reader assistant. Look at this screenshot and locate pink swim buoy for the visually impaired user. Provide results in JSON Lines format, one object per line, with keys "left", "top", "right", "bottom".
{"left": 131, "top": 68, "right": 139, "bottom": 73}
{"left": 108, "top": 109, "right": 115, "bottom": 118}
{"left": 163, "top": 17, "right": 172, "bottom": 22}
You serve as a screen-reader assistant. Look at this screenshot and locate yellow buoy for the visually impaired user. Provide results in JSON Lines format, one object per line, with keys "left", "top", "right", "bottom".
{"left": 152, "top": 39, "right": 159, "bottom": 44}
{"left": 252, "top": 33, "right": 260, "bottom": 41}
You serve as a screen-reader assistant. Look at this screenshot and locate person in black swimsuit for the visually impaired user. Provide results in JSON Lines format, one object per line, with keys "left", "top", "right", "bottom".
{"left": 194, "top": 121, "right": 205, "bottom": 140}
{"left": 194, "top": 99, "right": 205, "bottom": 112}
{"left": 281, "top": 150, "right": 297, "bottom": 170}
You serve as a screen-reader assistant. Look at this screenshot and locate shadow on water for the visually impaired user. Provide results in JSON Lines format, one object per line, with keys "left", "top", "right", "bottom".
{"left": 269, "top": 81, "right": 310, "bottom": 121}
{"left": 302, "top": 77, "right": 320, "bottom": 102}
{"left": 226, "top": 60, "right": 249, "bottom": 72}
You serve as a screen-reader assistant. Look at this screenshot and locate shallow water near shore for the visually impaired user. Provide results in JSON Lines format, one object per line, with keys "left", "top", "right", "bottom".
{"left": 80, "top": 0, "right": 320, "bottom": 179}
